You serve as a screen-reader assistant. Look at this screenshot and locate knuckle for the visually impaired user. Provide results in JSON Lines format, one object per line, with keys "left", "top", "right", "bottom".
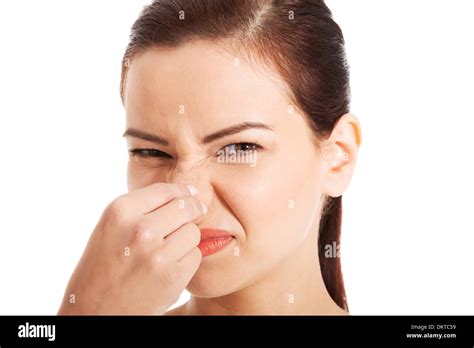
{"left": 149, "top": 251, "right": 165, "bottom": 272}
{"left": 104, "top": 196, "right": 129, "bottom": 226}
{"left": 132, "top": 219, "right": 151, "bottom": 245}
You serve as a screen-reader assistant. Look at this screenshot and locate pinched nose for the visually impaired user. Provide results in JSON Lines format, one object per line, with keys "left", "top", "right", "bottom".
{"left": 166, "top": 154, "right": 211, "bottom": 185}
{"left": 166, "top": 154, "right": 214, "bottom": 224}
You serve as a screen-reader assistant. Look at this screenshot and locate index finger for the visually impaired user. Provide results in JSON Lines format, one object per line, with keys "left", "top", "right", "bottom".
{"left": 119, "top": 182, "right": 197, "bottom": 216}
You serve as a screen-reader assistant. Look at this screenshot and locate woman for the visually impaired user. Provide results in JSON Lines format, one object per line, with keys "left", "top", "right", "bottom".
{"left": 58, "top": 0, "right": 362, "bottom": 315}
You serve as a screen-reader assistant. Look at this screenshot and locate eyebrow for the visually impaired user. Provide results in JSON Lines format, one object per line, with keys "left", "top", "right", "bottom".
{"left": 122, "top": 122, "right": 273, "bottom": 145}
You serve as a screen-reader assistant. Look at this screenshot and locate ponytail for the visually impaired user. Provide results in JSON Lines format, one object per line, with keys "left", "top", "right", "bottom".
{"left": 318, "top": 195, "right": 348, "bottom": 311}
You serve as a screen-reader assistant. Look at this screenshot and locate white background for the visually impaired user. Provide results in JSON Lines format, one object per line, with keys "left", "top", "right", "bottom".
{"left": 0, "top": 0, "right": 473, "bottom": 315}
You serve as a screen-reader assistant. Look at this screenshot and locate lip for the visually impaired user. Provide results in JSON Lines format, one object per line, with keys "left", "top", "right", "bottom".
{"left": 198, "top": 228, "right": 235, "bottom": 257}
{"left": 199, "top": 228, "right": 235, "bottom": 240}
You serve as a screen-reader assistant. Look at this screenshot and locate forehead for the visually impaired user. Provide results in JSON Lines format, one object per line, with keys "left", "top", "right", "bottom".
{"left": 123, "top": 40, "right": 292, "bottom": 129}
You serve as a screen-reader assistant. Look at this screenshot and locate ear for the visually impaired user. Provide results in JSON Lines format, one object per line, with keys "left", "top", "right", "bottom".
{"left": 320, "top": 113, "right": 362, "bottom": 198}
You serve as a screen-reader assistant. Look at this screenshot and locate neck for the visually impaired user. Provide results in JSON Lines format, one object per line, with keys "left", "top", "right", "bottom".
{"left": 185, "top": 222, "right": 348, "bottom": 315}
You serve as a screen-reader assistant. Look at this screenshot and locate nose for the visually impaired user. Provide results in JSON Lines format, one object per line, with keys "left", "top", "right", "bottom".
{"left": 167, "top": 154, "right": 208, "bottom": 187}
{"left": 166, "top": 155, "right": 212, "bottom": 222}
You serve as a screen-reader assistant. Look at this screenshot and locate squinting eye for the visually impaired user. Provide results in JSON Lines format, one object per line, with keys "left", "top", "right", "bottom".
{"left": 220, "top": 142, "right": 262, "bottom": 154}
{"left": 129, "top": 148, "right": 173, "bottom": 159}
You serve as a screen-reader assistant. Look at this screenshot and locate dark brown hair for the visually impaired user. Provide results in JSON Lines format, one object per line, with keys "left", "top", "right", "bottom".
{"left": 120, "top": 0, "right": 350, "bottom": 311}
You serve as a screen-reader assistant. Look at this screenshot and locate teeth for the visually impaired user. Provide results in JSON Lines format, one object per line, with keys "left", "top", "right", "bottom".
{"left": 202, "top": 238, "right": 230, "bottom": 254}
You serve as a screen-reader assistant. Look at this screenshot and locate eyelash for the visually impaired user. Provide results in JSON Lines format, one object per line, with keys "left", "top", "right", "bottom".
{"left": 129, "top": 141, "right": 263, "bottom": 159}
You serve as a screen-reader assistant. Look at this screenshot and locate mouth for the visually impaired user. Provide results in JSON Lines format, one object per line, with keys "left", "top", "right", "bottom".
{"left": 198, "top": 228, "right": 235, "bottom": 257}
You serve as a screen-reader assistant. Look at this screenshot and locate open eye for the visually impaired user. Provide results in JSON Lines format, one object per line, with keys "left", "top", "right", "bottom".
{"left": 220, "top": 142, "right": 262, "bottom": 154}
{"left": 129, "top": 148, "right": 173, "bottom": 159}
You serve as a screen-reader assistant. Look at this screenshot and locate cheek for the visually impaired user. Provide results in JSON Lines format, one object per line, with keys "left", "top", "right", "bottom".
{"left": 222, "top": 146, "right": 322, "bottom": 251}
{"left": 127, "top": 161, "right": 168, "bottom": 191}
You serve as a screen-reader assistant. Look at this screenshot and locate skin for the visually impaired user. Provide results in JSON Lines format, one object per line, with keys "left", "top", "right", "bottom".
{"left": 57, "top": 182, "right": 207, "bottom": 315}
{"left": 58, "top": 39, "right": 361, "bottom": 315}
{"left": 124, "top": 40, "right": 362, "bottom": 315}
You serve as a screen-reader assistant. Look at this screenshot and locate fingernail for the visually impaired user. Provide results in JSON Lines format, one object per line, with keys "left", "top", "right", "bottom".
{"left": 187, "top": 184, "right": 198, "bottom": 196}
{"left": 200, "top": 201, "right": 208, "bottom": 214}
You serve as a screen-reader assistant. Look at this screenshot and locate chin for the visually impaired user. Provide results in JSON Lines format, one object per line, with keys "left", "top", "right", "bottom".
{"left": 185, "top": 271, "right": 232, "bottom": 298}
{"left": 185, "top": 264, "right": 248, "bottom": 298}
{"left": 186, "top": 279, "right": 231, "bottom": 298}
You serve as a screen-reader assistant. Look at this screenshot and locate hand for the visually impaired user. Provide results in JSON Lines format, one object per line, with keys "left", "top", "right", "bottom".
{"left": 57, "top": 183, "right": 206, "bottom": 315}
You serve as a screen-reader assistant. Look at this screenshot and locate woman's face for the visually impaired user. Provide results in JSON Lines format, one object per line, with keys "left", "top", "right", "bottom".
{"left": 123, "top": 40, "right": 326, "bottom": 297}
